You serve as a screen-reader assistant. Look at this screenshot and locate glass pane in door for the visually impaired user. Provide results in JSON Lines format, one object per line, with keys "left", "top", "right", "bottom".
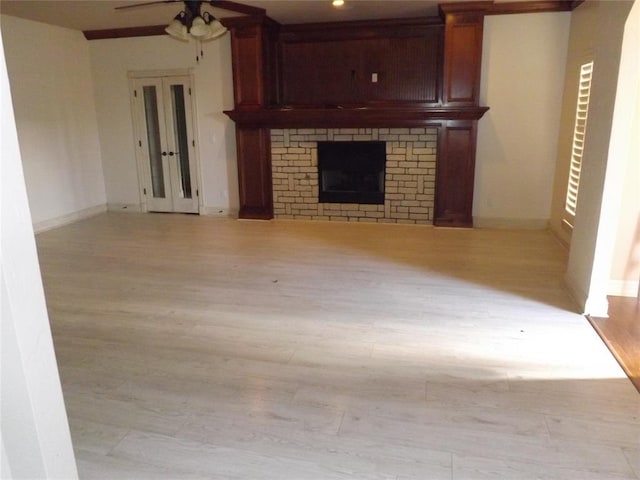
{"left": 143, "top": 86, "right": 165, "bottom": 198}
{"left": 170, "top": 84, "right": 192, "bottom": 199}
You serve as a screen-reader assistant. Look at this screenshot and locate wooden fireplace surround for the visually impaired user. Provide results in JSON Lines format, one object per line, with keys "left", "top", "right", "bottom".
{"left": 221, "top": 1, "right": 572, "bottom": 227}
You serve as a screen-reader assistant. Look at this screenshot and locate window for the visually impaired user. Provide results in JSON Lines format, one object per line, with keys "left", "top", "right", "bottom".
{"left": 564, "top": 61, "right": 594, "bottom": 228}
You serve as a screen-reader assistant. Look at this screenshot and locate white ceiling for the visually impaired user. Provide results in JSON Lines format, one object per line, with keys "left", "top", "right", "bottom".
{"left": 0, "top": 0, "right": 472, "bottom": 31}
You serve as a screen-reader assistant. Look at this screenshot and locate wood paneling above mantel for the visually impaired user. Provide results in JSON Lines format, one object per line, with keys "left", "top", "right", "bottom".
{"left": 225, "top": 106, "right": 489, "bottom": 128}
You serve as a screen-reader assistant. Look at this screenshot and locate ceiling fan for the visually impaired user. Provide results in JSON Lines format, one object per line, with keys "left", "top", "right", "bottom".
{"left": 116, "top": 0, "right": 266, "bottom": 41}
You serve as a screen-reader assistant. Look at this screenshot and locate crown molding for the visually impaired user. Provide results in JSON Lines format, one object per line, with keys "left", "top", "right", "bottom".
{"left": 486, "top": 1, "right": 574, "bottom": 15}
{"left": 83, "top": 25, "right": 167, "bottom": 40}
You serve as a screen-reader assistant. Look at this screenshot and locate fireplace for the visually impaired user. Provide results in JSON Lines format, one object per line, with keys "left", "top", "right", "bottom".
{"left": 271, "top": 128, "right": 437, "bottom": 224}
{"left": 318, "top": 141, "right": 386, "bottom": 205}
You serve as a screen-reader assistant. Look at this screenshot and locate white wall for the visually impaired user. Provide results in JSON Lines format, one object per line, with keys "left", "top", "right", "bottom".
{"left": 474, "top": 12, "right": 570, "bottom": 228}
{"left": 1, "top": 15, "right": 106, "bottom": 229}
{"left": 608, "top": 0, "right": 640, "bottom": 298}
{"left": 559, "top": 0, "right": 634, "bottom": 314}
{"left": 1, "top": 31, "right": 78, "bottom": 479}
{"left": 88, "top": 34, "right": 238, "bottom": 214}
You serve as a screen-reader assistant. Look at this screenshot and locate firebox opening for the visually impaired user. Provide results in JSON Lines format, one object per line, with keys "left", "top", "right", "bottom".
{"left": 318, "top": 141, "right": 386, "bottom": 205}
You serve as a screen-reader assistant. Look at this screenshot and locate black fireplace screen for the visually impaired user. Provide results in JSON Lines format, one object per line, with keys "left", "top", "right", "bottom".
{"left": 317, "top": 141, "right": 386, "bottom": 205}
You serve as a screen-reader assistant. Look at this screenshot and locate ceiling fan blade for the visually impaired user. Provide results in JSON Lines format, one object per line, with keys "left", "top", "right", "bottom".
{"left": 115, "top": 0, "right": 181, "bottom": 11}
{"left": 209, "top": 0, "right": 266, "bottom": 17}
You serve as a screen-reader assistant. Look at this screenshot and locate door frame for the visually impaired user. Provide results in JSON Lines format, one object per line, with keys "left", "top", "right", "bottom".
{"left": 128, "top": 69, "right": 204, "bottom": 214}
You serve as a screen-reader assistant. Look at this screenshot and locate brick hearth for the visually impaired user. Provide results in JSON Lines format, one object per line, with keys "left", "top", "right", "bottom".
{"left": 271, "top": 128, "right": 437, "bottom": 224}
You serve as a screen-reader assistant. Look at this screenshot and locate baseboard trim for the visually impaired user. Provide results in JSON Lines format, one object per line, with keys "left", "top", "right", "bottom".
{"left": 34, "top": 204, "right": 107, "bottom": 233}
{"left": 608, "top": 280, "right": 640, "bottom": 298}
{"left": 201, "top": 207, "right": 238, "bottom": 218}
{"left": 107, "top": 204, "right": 238, "bottom": 217}
{"left": 107, "top": 203, "right": 143, "bottom": 213}
{"left": 473, "top": 217, "right": 549, "bottom": 230}
{"left": 564, "top": 272, "right": 588, "bottom": 315}
{"left": 584, "top": 294, "right": 610, "bottom": 318}
{"left": 564, "top": 274, "right": 631, "bottom": 317}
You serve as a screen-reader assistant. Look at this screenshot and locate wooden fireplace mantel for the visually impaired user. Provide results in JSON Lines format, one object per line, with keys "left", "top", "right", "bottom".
{"left": 223, "top": 6, "right": 491, "bottom": 227}
{"left": 224, "top": 105, "right": 489, "bottom": 128}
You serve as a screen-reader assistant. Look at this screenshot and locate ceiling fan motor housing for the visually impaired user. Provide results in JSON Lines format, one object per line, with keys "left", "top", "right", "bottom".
{"left": 184, "top": 1, "right": 204, "bottom": 23}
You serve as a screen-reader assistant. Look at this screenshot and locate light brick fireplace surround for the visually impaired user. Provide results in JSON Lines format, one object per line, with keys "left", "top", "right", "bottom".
{"left": 271, "top": 127, "right": 438, "bottom": 224}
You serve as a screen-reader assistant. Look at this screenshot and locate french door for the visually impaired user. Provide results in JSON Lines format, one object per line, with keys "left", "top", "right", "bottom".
{"left": 132, "top": 75, "right": 199, "bottom": 213}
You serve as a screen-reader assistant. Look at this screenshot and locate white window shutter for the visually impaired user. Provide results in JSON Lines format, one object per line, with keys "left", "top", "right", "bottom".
{"left": 564, "top": 61, "right": 594, "bottom": 226}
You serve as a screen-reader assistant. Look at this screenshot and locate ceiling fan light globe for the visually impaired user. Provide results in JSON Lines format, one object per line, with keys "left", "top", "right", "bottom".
{"left": 165, "top": 18, "right": 189, "bottom": 41}
{"left": 190, "top": 15, "right": 209, "bottom": 37}
{"left": 200, "top": 20, "right": 227, "bottom": 41}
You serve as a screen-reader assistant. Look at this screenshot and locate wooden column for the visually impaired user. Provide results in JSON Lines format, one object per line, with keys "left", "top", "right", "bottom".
{"left": 435, "top": 2, "right": 490, "bottom": 227}
{"left": 225, "top": 17, "right": 279, "bottom": 219}
{"left": 435, "top": 120, "right": 478, "bottom": 226}
{"left": 235, "top": 127, "right": 272, "bottom": 219}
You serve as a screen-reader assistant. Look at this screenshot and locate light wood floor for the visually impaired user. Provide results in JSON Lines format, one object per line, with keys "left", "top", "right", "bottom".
{"left": 37, "top": 213, "right": 639, "bottom": 480}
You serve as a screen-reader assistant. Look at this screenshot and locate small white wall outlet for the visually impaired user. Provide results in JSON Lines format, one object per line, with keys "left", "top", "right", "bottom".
{"left": 371, "top": 73, "right": 378, "bottom": 83}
